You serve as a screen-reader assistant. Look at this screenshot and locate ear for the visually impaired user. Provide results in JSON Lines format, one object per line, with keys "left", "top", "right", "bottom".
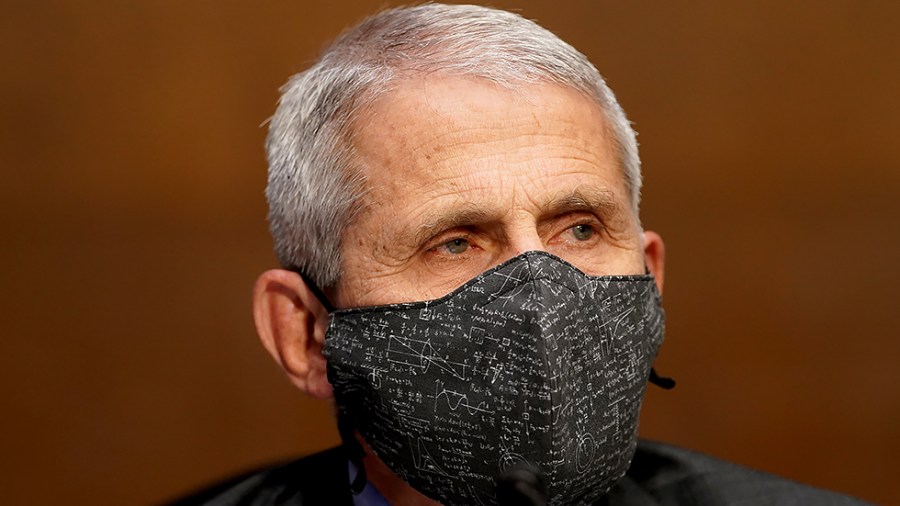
{"left": 642, "top": 230, "right": 665, "bottom": 294}
{"left": 252, "top": 269, "right": 333, "bottom": 399}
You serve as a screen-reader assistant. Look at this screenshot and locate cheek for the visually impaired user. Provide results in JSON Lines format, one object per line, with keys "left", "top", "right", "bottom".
{"left": 335, "top": 243, "right": 450, "bottom": 307}
{"left": 414, "top": 260, "right": 490, "bottom": 299}
{"left": 333, "top": 243, "right": 401, "bottom": 308}
{"left": 332, "top": 270, "right": 404, "bottom": 308}
{"left": 337, "top": 273, "right": 461, "bottom": 308}
{"left": 549, "top": 234, "right": 645, "bottom": 276}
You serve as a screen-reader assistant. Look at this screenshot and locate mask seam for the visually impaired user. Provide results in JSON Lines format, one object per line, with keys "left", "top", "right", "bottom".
{"left": 524, "top": 258, "right": 558, "bottom": 500}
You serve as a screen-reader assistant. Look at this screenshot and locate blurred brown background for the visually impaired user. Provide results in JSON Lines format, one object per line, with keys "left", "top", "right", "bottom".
{"left": 1, "top": 1, "right": 898, "bottom": 504}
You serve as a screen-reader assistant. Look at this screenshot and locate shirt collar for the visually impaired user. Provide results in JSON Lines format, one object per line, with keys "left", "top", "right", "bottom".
{"left": 348, "top": 460, "right": 390, "bottom": 506}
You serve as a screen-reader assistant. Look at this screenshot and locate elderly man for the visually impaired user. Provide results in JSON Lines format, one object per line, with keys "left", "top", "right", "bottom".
{"left": 178, "top": 4, "right": 866, "bottom": 505}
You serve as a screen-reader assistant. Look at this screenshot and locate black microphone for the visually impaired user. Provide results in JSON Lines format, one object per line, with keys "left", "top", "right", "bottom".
{"left": 496, "top": 462, "right": 547, "bottom": 506}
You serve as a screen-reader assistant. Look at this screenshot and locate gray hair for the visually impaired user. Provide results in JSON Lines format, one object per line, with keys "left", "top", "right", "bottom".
{"left": 266, "top": 3, "right": 641, "bottom": 289}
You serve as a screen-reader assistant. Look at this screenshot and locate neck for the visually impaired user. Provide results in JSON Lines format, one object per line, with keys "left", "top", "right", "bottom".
{"left": 359, "top": 437, "right": 441, "bottom": 505}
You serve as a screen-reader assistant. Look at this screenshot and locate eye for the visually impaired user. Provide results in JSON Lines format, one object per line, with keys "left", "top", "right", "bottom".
{"left": 571, "top": 224, "right": 595, "bottom": 241}
{"left": 442, "top": 238, "right": 470, "bottom": 255}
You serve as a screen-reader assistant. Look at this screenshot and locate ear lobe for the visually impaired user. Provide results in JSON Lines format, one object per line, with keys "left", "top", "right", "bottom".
{"left": 642, "top": 231, "right": 665, "bottom": 294}
{"left": 252, "top": 269, "right": 333, "bottom": 399}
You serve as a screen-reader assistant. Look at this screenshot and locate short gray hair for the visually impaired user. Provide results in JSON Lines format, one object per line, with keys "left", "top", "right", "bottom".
{"left": 266, "top": 3, "right": 641, "bottom": 289}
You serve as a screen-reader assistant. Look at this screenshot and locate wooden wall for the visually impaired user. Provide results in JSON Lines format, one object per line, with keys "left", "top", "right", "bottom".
{"left": 1, "top": 1, "right": 897, "bottom": 504}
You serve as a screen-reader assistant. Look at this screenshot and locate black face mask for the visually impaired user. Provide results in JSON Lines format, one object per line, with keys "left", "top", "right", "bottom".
{"left": 322, "top": 251, "right": 667, "bottom": 505}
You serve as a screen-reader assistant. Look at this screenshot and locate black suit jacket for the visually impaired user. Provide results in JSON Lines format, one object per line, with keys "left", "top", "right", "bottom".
{"left": 171, "top": 440, "right": 868, "bottom": 505}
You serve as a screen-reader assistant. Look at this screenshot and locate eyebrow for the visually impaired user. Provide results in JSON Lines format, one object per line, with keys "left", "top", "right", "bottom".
{"left": 408, "top": 187, "right": 623, "bottom": 248}
{"left": 412, "top": 205, "right": 496, "bottom": 247}
{"left": 539, "top": 188, "right": 621, "bottom": 221}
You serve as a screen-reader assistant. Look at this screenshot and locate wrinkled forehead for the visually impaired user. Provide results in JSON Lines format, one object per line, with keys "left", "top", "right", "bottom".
{"left": 335, "top": 76, "right": 640, "bottom": 273}
{"left": 345, "top": 74, "right": 628, "bottom": 206}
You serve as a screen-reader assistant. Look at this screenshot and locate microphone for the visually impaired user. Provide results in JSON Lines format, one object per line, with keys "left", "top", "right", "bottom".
{"left": 496, "top": 462, "right": 547, "bottom": 506}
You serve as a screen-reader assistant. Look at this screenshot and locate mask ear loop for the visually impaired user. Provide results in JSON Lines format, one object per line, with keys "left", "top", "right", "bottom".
{"left": 649, "top": 368, "right": 676, "bottom": 390}
{"left": 296, "top": 270, "right": 335, "bottom": 313}
{"left": 339, "top": 410, "right": 369, "bottom": 494}
{"left": 644, "top": 265, "right": 676, "bottom": 391}
{"left": 295, "top": 269, "right": 367, "bottom": 494}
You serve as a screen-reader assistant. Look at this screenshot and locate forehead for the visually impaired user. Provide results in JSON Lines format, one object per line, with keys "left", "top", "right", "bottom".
{"left": 347, "top": 75, "right": 630, "bottom": 229}
{"left": 353, "top": 76, "right": 615, "bottom": 165}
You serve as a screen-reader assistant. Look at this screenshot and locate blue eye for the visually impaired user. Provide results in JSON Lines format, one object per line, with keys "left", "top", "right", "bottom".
{"left": 443, "top": 238, "right": 470, "bottom": 254}
{"left": 571, "top": 224, "right": 594, "bottom": 241}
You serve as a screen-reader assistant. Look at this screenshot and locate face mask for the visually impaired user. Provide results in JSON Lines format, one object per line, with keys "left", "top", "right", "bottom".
{"left": 322, "top": 251, "right": 666, "bottom": 505}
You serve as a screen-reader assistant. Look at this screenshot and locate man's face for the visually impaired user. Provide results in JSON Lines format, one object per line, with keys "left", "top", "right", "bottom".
{"left": 331, "top": 76, "right": 648, "bottom": 309}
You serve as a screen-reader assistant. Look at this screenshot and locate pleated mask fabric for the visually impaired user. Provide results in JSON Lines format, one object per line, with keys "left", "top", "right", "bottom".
{"left": 323, "top": 251, "right": 665, "bottom": 505}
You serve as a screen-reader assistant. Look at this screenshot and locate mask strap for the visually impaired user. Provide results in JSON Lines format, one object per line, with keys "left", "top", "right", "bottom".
{"left": 649, "top": 368, "right": 676, "bottom": 390}
{"left": 293, "top": 270, "right": 367, "bottom": 492}
{"left": 642, "top": 264, "right": 676, "bottom": 390}
{"left": 339, "top": 412, "right": 368, "bottom": 495}
{"left": 295, "top": 270, "right": 335, "bottom": 313}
